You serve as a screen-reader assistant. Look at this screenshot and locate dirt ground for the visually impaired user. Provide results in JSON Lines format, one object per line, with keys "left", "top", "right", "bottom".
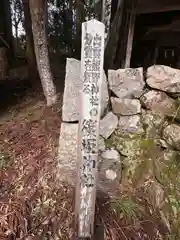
{"left": 0, "top": 66, "right": 171, "bottom": 240}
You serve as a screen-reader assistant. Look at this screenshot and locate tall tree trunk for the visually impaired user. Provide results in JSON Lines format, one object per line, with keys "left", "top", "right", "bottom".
{"left": 0, "top": 0, "right": 13, "bottom": 75}
{"left": 29, "top": 0, "right": 57, "bottom": 106}
{"left": 69, "top": 0, "right": 73, "bottom": 55}
{"left": 110, "top": 0, "right": 118, "bottom": 25}
{"left": 4, "top": 0, "right": 13, "bottom": 63}
{"left": 22, "top": 0, "right": 39, "bottom": 85}
{"left": 75, "top": 0, "right": 85, "bottom": 59}
{"left": 0, "top": 0, "right": 13, "bottom": 68}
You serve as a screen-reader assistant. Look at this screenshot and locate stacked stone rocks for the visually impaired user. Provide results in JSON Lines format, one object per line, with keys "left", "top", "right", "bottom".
{"left": 58, "top": 59, "right": 180, "bottom": 199}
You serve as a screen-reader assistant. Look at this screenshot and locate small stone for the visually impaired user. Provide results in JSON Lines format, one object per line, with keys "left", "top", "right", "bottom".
{"left": 118, "top": 115, "right": 144, "bottom": 136}
{"left": 111, "top": 97, "right": 141, "bottom": 116}
{"left": 101, "top": 149, "right": 120, "bottom": 162}
{"left": 99, "top": 149, "right": 121, "bottom": 196}
{"left": 108, "top": 67, "right": 145, "bottom": 99}
{"left": 100, "top": 112, "right": 118, "bottom": 139}
{"left": 140, "top": 90, "right": 177, "bottom": 117}
{"left": 163, "top": 124, "right": 180, "bottom": 150}
{"left": 62, "top": 58, "right": 109, "bottom": 122}
{"left": 159, "top": 139, "right": 168, "bottom": 149}
{"left": 147, "top": 65, "right": 180, "bottom": 93}
{"left": 105, "top": 169, "right": 117, "bottom": 180}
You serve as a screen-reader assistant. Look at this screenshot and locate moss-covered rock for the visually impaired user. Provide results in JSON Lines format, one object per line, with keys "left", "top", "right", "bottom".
{"left": 118, "top": 115, "right": 144, "bottom": 137}
{"left": 142, "top": 111, "right": 165, "bottom": 138}
{"left": 106, "top": 113, "right": 180, "bottom": 237}
{"left": 163, "top": 124, "right": 180, "bottom": 150}
{"left": 106, "top": 131, "right": 160, "bottom": 186}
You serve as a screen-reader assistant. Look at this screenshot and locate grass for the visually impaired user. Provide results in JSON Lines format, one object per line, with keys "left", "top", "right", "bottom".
{"left": 110, "top": 196, "right": 142, "bottom": 222}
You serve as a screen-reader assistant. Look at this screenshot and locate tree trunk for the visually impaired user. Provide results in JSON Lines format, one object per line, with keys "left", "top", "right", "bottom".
{"left": 22, "top": 0, "right": 39, "bottom": 85}
{"left": 0, "top": 0, "right": 13, "bottom": 66}
{"left": 69, "top": 0, "right": 73, "bottom": 55}
{"left": 0, "top": 47, "right": 8, "bottom": 78}
{"left": 4, "top": 0, "right": 13, "bottom": 63}
{"left": 110, "top": 0, "right": 118, "bottom": 25}
{"left": 29, "top": 0, "right": 57, "bottom": 106}
{"left": 74, "top": 0, "right": 85, "bottom": 59}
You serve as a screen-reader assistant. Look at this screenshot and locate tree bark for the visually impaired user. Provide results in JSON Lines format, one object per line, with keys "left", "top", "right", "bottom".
{"left": 22, "top": 0, "right": 39, "bottom": 85}
{"left": 4, "top": 0, "right": 13, "bottom": 61}
{"left": 0, "top": 0, "right": 13, "bottom": 66}
{"left": 110, "top": 0, "right": 118, "bottom": 25}
{"left": 0, "top": 47, "right": 8, "bottom": 78}
{"left": 74, "top": 0, "right": 85, "bottom": 59}
{"left": 29, "top": 0, "right": 57, "bottom": 106}
{"left": 69, "top": 0, "right": 73, "bottom": 55}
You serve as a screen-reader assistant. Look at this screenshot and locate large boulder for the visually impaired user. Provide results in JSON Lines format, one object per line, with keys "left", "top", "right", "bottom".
{"left": 163, "top": 124, "right": 180, "bottom": 150}
{"left": 111, "top": 97, "right": 141, "bottom": 116}
{"left": 99, "top": 112, "right": 118, "bottom": 139}
{"left": 140, "top": 90, "right": 178, "bottom": 117}
{"left": 147, "top": 65, "right": 180, "bottom": 93}
{"left": 108, "top": 67, "right": 145, "bottom": 99}
{"left": 62, "top": 58, "right": 109, "bottom": 122}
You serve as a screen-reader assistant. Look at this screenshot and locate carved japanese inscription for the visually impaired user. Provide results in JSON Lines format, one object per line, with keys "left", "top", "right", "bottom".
{"left": 75, "top": 19, "right": 105, "bottom": 239}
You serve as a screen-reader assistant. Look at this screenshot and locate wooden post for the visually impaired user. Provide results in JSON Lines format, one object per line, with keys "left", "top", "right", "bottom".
{"left": 75, "top": 19, "right": 105, "bottom": 239}
{"left": 124, "top": 10, "right": 136, "bottom": 68}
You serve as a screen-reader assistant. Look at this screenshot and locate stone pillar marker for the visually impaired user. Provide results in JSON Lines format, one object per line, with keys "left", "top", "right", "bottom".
{"left": 75, "top": 19, "right": 105, "bottom": 239}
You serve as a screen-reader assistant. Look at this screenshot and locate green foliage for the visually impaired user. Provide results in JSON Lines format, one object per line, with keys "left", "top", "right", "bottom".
{"left": 111, "top": 196, "right": 142, "bottom": 222}
{"left": 166, "top": 234, "right": 178, "bottom": 240}
{"left": 47, "top": 0, "right": 74, "bottom": 55}
{"left": 0, "top": 152, "right": 11, "bottom": 169}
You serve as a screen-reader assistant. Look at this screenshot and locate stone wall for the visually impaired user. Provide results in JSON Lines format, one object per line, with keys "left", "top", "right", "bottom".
{"left": 58, "top": 59, "right": 180, "bottom": 204}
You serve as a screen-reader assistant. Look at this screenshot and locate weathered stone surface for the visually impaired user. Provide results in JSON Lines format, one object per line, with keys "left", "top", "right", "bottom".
{"left": 142, "top": 111, "right": 165, "bottom": 138}
{"left": 108, "top": 67, "right": 145, "bottom": 99}
{"left": 105, "top": 121, "right": 180, "bottom": 229}
{"left": 111, "top": 97, "right": 141, "bottom": 116}
{"left": 147, "top": 65, "right": 180, "bottom": 93}
{"left": 118, "top": 115, "right": 144, "bottom": 136}
{"left": 57, "top": 122, "right": 78, "bottom": 184}
{"left": 163, "top": 124, "right": 180, "bottom": 150}
{"left": 106, "top": 134, "right": 160, "bottom": 187}
{"left": 62, "top": 59, "right": 81, "bottom": 122}
{"left": 57, "top": 123, "right": 106, "bottom": 184}
{"left": 62, "top": 58, "right": 109, "bottom": 122}
{"left": 140, "top": 90, "right": 177, "bottom": 117}
{"left": 99, "top": 149, "right": 121, "bottom": 196}
{"left": 106, "top": 128, "right": 180, "bottom": 188}
{"left": 100, "top": 112, "right": 118, "bottom": 139}
{"left": 99, "top": 137, "right": 106, "bottom": 152}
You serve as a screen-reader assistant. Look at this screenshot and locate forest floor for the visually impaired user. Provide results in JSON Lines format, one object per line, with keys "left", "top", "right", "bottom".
{"left": 0, "top": 65, "right": 172, "bottom": 240}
